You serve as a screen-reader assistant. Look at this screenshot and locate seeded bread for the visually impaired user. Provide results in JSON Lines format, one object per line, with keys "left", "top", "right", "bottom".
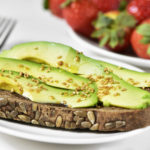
{"left": 0, "top": 89, "right": 150, "bottom": 132}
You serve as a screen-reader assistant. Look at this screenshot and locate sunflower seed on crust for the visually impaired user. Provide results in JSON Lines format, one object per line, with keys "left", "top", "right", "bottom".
{"left": 90, "top": 123, "right": 99, "bottom": 131}
{"left": 0, "top": 99, "right": 8, "bottom": 107}
{"left": 18, "top": 115, "right": 30, "bottom": 123}
{"left": 74, "top": 111, "right": 87, "bottom": 117}
{"left": 105, "top": 122, "right": 115, "bottom": 129}
{"left": 0, "top": 111, "right": 6, "bottom": 118}
{"left": 81, "top": 121, "right": 91, "bottom": 128}
{"left": 116, "top": 121, "right": 126, "bottom": 128}
{"left": 31, "top": 119, "right": 39, "bottom": 125}
{"left": 87, "top": 111, "right": 95, "bottom": 124}
{"left": 56, "top": 116, "right": 62, "bottom": 127}
{"left": 45, "top": 122, "right": 55, "bottom": 127}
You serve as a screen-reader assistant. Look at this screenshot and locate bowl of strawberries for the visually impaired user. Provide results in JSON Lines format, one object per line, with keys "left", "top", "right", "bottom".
{"left": 45, "top": 0, "right": 150, "bottom": 67}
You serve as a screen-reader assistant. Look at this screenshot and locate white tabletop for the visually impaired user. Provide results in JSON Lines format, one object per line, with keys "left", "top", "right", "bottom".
{"left": 0, "top": 0, "right": 150, "bottom": 149}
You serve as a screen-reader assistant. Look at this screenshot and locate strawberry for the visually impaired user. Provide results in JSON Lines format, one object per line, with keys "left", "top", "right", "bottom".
{"left": 62, "top": 0, "right": 99, "bottom": 37}
{"left": 127, "top": 0, "right": 150, "bottom": 23}
{"left": 92, "top": 11, "right": 137, "bottom": 52}
{"left": 131, "top": 19, "right": 150, "bottom": 59}
{"left": 90, "top": 0, "right": 131, "bottom": 12}
{"left": 49, "top": 0, "right": 66, "bottom": 18}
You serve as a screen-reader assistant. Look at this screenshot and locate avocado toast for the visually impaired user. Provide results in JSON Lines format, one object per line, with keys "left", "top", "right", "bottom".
{"left": 0, "top": 42, "right": 150, "bottom": 131}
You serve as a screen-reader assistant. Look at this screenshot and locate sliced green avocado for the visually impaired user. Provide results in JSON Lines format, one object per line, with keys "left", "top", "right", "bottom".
{"left": 1, "top": 41, "right": 150, "bottom": 87}
{"left": 95, "top": 72, "right": 150, "bottom": 109}
{"left": 96, "top": 60, "right": 150, "bottom": 88}
{"left": 0, "top": 41, "right": 103, "bottom": 75}
{"left": 0, "top": 70, "right": 98, "bottom": 108}
{"left": 0, "top": 57, "right": 93, "bottom": 90}
{"left": 1, "top": 41, "right": 150, "bottom": 109}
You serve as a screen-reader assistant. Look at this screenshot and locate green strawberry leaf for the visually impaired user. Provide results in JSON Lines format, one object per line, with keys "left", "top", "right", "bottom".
{"left": 43, "top": 0, "right": 49, "bottom": 9}
{"left": 91, "top": 29, "right": 105, "bottom": 38}
{"left": 92, "top": 13, "right": 114, "bottom": 28}
{"left": 119, "top": 0, "right": 128, "bottom": 11}
{"left": 147, "top": 47, "right": 150, "bottom": 55}
{"left": 140, "top": 36, "right": 150, "bottom": 44}
{"left": 109, "top": 30, "right": 119, "bottom": 48}
{"left": 99, "top": 34, "right": 110, "bottom": 47}
{"left": 116, "top": 12, "right": 137, "bottom": 27}
{"left": 137, "top": 24, "right": 150, "bottom": 36}
{"left": 61, "top": 0, "right": 75, "bottom": 8}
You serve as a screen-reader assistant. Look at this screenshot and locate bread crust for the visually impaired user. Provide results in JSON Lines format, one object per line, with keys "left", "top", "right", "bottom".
{"left": 0, "top": 90, "right": 150, "bottom": 132}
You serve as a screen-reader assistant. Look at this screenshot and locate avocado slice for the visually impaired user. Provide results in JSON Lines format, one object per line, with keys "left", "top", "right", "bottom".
{"left": 96, "top": 60, "right": 150, "bottom": 88}
{"left": 0, "top": 70, "right": 98, "bottom": 108}
{"left": 0, "top": 57, "right": 93, "bottom": 91}
{"left": 1, "top": 41, "right": 150, "bottom": 88}
{"left": 95, "top": 72, "right": 150, "bottom": 109}
{"left": 0, "top": 42, "right": 103, "bottom": 75}
{"left": 1, "top": 41, "right": 150, "bottom": 109}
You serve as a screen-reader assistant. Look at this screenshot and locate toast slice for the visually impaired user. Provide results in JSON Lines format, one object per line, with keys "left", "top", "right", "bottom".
{"left": 0, "top": 89, "right": 150, "bottom": 132}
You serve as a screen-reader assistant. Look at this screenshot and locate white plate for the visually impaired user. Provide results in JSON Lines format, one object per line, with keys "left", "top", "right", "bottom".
{"left": 0, "top": 57, "right": 148, "bottom": 145}
{"left": 66, "top": 25, "right": 150, "bottom": 68}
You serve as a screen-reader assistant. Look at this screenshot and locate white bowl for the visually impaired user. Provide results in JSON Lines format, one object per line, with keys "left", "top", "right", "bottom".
{"left": 66, "top": 24, "right": 150, "bottom": 68}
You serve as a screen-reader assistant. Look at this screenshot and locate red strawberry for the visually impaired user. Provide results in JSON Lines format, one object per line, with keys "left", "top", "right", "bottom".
{"left": 62, "top": 0, "right": 99, "bottom": 37}
{"left": 92, "top": 11, "right": 137, "bottom": 52}
{"left": 49, "top": 0, "right": 66, "bottom": 18}
{"left": 127, "top": 0, "right": 150, "bottom": 23}
{"left": 91, "top": 0, "right": 131, "bottom": 12}
{"left": 131, "top": 19, "right": 150, "bottom": 59}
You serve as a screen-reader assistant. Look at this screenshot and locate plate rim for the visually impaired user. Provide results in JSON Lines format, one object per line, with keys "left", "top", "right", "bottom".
{"left": 0, "top": 119, "right": 150, "bottom": 145}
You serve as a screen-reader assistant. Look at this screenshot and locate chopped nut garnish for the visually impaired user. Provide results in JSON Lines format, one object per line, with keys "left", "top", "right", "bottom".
{"left": 62, "top": 82, "right": 67, "bottom": 86}
{"left": 65, "top": 63, "right": 69, "bottom": 67}
{"left": 75, "top": 56, "right": 80, "bottom": 62}
{"left": 67, "top": 78, "right": 73, "bottom": 83}
{"left": 57, "top": 56, "right": 62, "bottom": 59}
{"left": 50, "top": 96, "right": 55, "bottom": 100}
{"left": 36, "top": 88, "right": 41, "bottom": 93}
{"left": 5, "top": 75, "right": 10, "bottom": 78}
{"left": 25, "top": 67, "right": 30, "bottom": 70}
{"left": 55, "top": 80, "right": 59, "bottom": 83}
{"left": 122, "top": 88, "right": 127, "bottom": 91}
{"left": 57, "top": 61, "right": 64, "bottom": 66}
{"left": 38, "top": 76, "right": 42, "bottom": 80}
{"left": 77, "top": 98, "right": 81, "bottom": 102}
{"left": 24, "top": 73, "right": 29, "bottom": 78}
{"left": 113, "top": 93, "right": 120, "bottom": 96}
{"left": 18, "top": 64, "right": 24, "bottom": 68}
{"left": 34, "top": 47, "right": 39, "bottom": 50}
{"left": 19, "top": 72, "right": 24, "bottom": 77}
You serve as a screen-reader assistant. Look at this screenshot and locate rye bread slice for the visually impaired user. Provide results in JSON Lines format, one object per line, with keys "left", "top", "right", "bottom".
{"left": 0, "top": 89, "right": 150, "bottom": 132}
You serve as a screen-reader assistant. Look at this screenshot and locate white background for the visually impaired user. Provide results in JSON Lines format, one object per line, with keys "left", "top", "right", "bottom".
{"left": 0, "top": 0, "right": 150, "bottom": 149}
